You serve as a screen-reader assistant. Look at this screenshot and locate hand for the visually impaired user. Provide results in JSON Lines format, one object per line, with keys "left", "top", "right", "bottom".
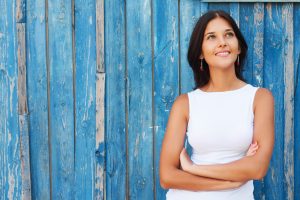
{"left": 246, "top": 141, "right": 259, "bottom": 157}
{"left": 180, "top": 148, "right": 194, "bottom": 172}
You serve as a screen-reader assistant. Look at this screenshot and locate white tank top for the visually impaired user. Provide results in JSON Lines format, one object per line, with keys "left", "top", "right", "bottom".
{"left": 166, "top": 84, "right": 259, "bottom": 200}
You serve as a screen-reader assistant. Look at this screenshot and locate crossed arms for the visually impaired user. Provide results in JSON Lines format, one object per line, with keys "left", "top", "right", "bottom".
{"left": 159, "top": 88, "right": 274, "bottom": 191}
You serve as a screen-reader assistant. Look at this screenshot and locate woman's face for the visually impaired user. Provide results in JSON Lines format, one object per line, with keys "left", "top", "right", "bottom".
{"left": 201, "top": 17, "right": 240, "bottom": 70}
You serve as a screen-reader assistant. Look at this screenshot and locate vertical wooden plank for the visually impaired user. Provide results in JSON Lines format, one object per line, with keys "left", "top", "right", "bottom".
{"left": 26, "top": 0, "right": 51, "bottom": 199}
{"left": 95, "top": 73, "right": 105, "bottom": 199}
{"left": 126, "top": 0, "right": 153, "bottom": 199}
{"left": 229, "top": 3, "right": 239, "bottom": 25}
{"left": 208, "top": 3, "right": 230, "bottom": 13}
{"left": 0, "top": 0, "right": 22, "bottom": 199}
{"left": 179, "top": 0, "right": 204, "bottom": 93}
{"left": 282, "top": 3, "right": 294, "bottom": 200}
{"left": 152, "top": 0, "right": 179, "bottom": 199}
{"left": 104, "top": 0, "right": 126, "bottom": 199}
{"left": 74, "top": 0, "right": 96, "bottom": 199}
{"left": 239, "top": 3, "right": 254, "bottom": 83}
{"left": 294, "top": 3, "right": 300, "bottom": 200}
{"left": 95, "top": 0, "right": 105, "bottom": 199}
{"left": 16, "top": 0, "right": 32, "bottom": 194}
{"left": 252, "top": 3, "right": 265, "bottom": 199}
{"left": 263, "top": 3, "right": 285, "bottom": 200}
{"left": 48, "top": 0, "right": 75, "bottom": 198}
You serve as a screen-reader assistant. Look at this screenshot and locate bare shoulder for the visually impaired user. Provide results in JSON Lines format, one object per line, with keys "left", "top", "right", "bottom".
{"left": 171, "top": 94, "right": 189, "bottom": 121}
{"left": 254, "top": 88, "right": 274, "bottom": 111}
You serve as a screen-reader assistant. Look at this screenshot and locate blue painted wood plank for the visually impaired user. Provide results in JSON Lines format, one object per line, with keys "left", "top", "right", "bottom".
{"left": 239, "top": 3, "right": 254, "bottom": 84}
{"left": 229, "top": 3, "right": 239, "bottom": 25}
{"left": 263, "top": 3, "right": 285, "bottom": 200}
{"left": 152, "top": 0, "right": 179, "bottom": 199}
{"left": 282, "top": 3, "right": 294, "bottom": 200}
{"left": 48, "top": 0, "right": 75, "bottom": 198}
{"left": 95, "top": 0, "right": 105, "bottom": 199}
{"left": 294, "top": 4, "right": 300, "bottom": 200}
{"left": 0, "top": 0, "right": 22, "bottom": 199}
{"left": 251, "top": 3, "right": 266, "bottom": 199}
{"left": 179, "top": 0, "right": 204, "bottom": 93}
{"left": 208, "top": 2, "right": 230, "bottom": 12}
{"left": 104, "top": 0, "right": 126, "bottom": 199}
{"left": 74, "top": 1, "right": 97, "bottom": 199}
{"left": 26, "top": 0, "right": 50, "bottom": 199}
{"left": 126, "top": 0, "right": 154, "bottom": 199}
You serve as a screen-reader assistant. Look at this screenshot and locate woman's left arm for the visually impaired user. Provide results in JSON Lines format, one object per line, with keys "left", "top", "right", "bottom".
{"left": 180, "top": 88, "right": 274, "bottom": 182}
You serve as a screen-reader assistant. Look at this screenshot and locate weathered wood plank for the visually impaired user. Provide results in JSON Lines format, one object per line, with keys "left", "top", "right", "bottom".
{"left": 96, "top": 0, "right": 104, "bottom": 73}
{"left": 229, "top": 2, "right": 239, "bottom": 25}
{"left": 282, "top": 3, "right": 294, "bottom": 200}
{"left": 95, "top": 0, "right": 105, "bottom": 199}
{"left": 95, "top": 73, "right": 105, "bottom": 200}
{"left": 16, "top": 17, "right": 32, "bottom": 199}
{"left": 104, "top": 0, "right": 126, "bottom": 199}
{"left": 74, "top": 0, "right": 97, "bottom": 199}
{"left": 294, "top": 4, "right": 300, "bottom": 200}
{"left": 126, "top": 0, "right": 154, "bottom": 199}
{"left": 152, "top": 0, "right": 179, "bottom": 199}
{"left": 26, "top": 0, "right": 51, "bottom": 199}
{"left": 251, "top": 3, "right": 265, "bottom": 199}
{"left": 0, "top": 0, "right": 22, "bottom": 199}
{"left": 48, "top": 0, "right": 75, "bottom": 198}
{"left": 263, "top": 3, "right": 286, "bottom": 199}
{"left": 179, "top": 0, "right": 204, "bottom": 93}
{"left": 208, "top": 2, "right": 230, "bottom": 12}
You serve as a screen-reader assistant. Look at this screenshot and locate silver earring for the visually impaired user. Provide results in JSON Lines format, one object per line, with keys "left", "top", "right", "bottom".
{"left": 237, "top": 56, "right": 240, "bottom": 66}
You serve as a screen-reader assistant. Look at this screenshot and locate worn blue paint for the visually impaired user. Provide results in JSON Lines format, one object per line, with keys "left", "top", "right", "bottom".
{"left": 153, "top": 0, "right": 179, "bottom": 199}
{"left": 48, "top": 0, "right": 75, "bottom": 198}
{"left": 0, "top": 0, "right": 22, "bottom": 199}
{"left": 294, "top": 4, "right": 300, "bottom": 200}
{"left": 26, "top": 0, "right": 50, "bottom": 199}
{"left": 74, "top": 0, "right": 97, "bottom": 199}
{"left": 264, "top": 4, "right": 286, "bottom": 200}
{"left": 104, "top": 0, "right": 126, "bottom": 199}
{"left": 126, "top": 0, "right": 154, "bottom": 199}
{"left": 179, "top": 1, "right": 203, "bottom": 93}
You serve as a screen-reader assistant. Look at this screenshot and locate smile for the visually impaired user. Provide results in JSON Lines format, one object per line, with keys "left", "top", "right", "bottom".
{"left": 215, "top": 51, "right": 230, "bottom": 57}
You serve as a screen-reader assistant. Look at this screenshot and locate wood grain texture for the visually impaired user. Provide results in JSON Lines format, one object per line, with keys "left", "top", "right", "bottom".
{"left": 282, "top": 4, "right": 294, "bottom": 200}
{"left": 48, "top": 0, "right": 75, "bottom": 198}
{"left": 74, "top": 0, "right": 97, "bottom": 199}
{"left": 104, "top": 0, "right": 126, "bottom": 199}
{"left": 0, "top": 0, "right": 22, "bottom": 199}
{"left": 179, "top": 0, "right": 204, "bottom": 93}
{"left": 294, "top": 4, "right": 300, "bottom": 200}
{"left": 263, "top": 3, "right": 285, "bottom": 199}
{"left": 126, "top": 0, "right": 154, "bottom": 199}
{"left": 26, "top": 0, "right": 50, "bottom": 199}
{"left": 95, "top": 0, "right": 105, "bottom": 199}
{"left": 95, "top": 73, "right": 105, "bottom": 200}
{"left": 152, "top": 0, "right": 179, "bottom": 199}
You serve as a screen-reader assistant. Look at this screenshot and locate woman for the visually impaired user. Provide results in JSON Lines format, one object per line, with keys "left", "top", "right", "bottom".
{"left": 159, "top": 10, "right": 274, "bottom": 200}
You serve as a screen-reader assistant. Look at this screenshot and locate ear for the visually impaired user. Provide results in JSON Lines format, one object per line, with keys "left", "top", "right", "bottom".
{"left": 199, "top": 54, "right": 204, "bottom": 59}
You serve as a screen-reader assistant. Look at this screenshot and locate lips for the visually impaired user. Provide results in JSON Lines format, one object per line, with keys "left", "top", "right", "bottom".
{"left": 215, "top": 51, "right": 230, "bottom": 57}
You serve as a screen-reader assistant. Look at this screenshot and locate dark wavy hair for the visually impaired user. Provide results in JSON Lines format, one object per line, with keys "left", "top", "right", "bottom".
{"left": 187, "top": 10, "right": 248, "bottom": 89}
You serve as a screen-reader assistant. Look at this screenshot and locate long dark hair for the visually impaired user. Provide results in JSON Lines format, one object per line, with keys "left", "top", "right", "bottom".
{"left": 187, "top": 10, "right": 248, "bottom": 89}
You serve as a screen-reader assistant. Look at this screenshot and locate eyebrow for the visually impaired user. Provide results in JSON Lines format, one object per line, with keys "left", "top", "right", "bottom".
{"left": 204, "top": 29, "right": 234, "bottom": 36}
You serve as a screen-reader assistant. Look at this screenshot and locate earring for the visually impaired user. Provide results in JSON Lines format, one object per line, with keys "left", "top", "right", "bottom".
{"left": 200, "top": 59, "right": 204, "bottom": 71}
{"left": 236, "top": 56, "right": 240, "bottom": 66}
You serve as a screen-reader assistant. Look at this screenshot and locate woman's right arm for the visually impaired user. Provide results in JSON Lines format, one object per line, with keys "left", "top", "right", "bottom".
{"left": 159, "top": 94, "right": 243, "bottom": 191}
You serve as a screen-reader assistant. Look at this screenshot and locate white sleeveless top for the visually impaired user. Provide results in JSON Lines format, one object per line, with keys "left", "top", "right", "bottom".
{"left": 166, "top": 84, "right": 259, "bottom": 200}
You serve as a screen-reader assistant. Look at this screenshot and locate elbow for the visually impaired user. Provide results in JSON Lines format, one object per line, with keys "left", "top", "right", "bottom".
{"left": 160, "top": 172, "right": 171, "bottom": 189}
{"left": 252, "top": 165, "right": 268, "bottom": 180}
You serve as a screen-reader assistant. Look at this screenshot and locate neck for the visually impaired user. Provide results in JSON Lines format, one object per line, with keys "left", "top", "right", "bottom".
{"left": 205, "top": 66, "right": 243, "bottom": 91}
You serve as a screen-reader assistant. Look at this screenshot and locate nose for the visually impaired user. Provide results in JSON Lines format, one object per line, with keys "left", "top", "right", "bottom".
{"left": 218, "top": 36, "right": 227, "bottom": 47}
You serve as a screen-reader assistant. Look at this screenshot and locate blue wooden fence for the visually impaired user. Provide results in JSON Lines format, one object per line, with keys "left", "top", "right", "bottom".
{"left": 0, "top": 0, "right": 299, "bottom": 200}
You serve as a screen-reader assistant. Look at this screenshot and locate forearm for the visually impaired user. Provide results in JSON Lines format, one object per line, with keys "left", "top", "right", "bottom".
{"left": 160, "top": 167, "right": 243, "bottom": 191}
{"left": 188, "top": 157, "right": 264, "bottom": 182}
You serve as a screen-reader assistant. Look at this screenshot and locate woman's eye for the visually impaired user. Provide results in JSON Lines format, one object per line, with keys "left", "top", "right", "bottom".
{"left": 207, "top": 35, "right": 215, "bottom": 40}
{"left": 225, "top": 32, "right": 234, "bottom": 38}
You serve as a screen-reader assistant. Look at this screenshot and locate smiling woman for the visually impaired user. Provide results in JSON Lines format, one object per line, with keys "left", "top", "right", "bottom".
{"left": 159, "top": 10, "right": 274, "bottom": 200}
